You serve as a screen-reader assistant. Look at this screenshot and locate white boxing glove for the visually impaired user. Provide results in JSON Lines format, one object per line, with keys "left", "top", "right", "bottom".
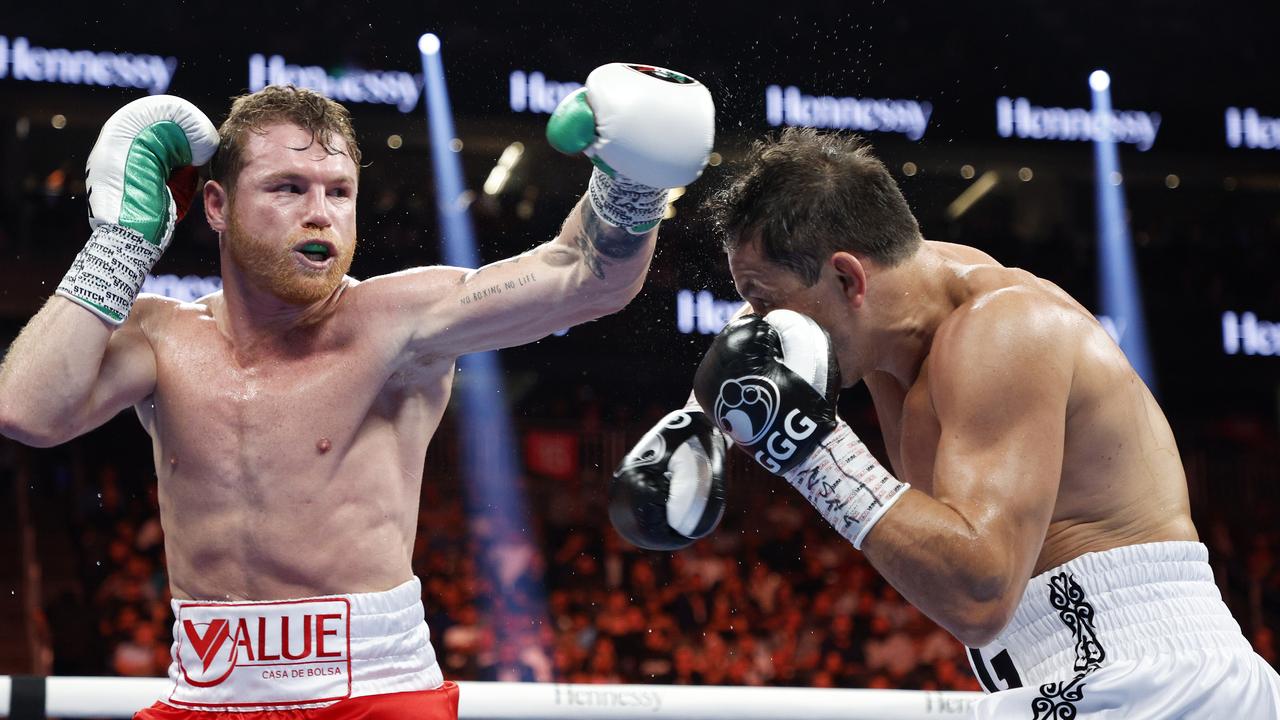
{"left": 57, "top": 95, "right": 219, "bottom": 324}
{"left": 547, "top": 63, "right": 715, "bottom": 233}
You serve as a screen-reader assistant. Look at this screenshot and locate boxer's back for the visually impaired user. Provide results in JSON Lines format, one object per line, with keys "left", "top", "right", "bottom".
{"left": 132, "top": 285, "right": 455, "bottom": 602}
{"left": 888, "top": 242, "right": 1197, "bottom": 576}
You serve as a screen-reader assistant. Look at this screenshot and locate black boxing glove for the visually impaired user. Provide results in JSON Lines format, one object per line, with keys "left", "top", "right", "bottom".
{"left": 693, "top": 310, "right": 908, "bottom": 549}
{"left": 610, "top": 407, "right": 728, "bottom": 550}
{"left": 693, "top": 310, "right": 841, "bottom": 474}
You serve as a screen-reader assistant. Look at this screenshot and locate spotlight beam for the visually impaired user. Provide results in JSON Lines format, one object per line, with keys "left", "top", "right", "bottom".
{"left": 1091, "top": 70, "right": 1157, "bottom": 394}
{"left": 418, "top": 33, "right": 547, "bottom": 624}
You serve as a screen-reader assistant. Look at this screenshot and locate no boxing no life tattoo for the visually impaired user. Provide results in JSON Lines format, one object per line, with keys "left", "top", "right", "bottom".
{"left": 457, "top": 201, "right": 646, "bottom": 305}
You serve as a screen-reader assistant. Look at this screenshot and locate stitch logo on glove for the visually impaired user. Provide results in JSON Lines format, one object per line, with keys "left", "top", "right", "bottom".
{"left": 713, "top": 376, "right": 780, "bottom": 446}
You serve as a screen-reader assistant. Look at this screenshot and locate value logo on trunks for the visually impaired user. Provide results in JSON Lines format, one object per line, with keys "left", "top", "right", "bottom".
{"left": 171, "top": 597, "right": 352, "bottom": 709}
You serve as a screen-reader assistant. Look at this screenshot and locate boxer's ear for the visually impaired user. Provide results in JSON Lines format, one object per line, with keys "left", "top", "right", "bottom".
{"left": 204, "top": 180, "right": 228, "bottom": 233}
{"left": 830, "top": 252, "right": 866, "bottom": 309}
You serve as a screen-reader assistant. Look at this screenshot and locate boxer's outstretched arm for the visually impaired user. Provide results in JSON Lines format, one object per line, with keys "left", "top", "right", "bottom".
{"left": 366, "top": 194, "right": 657, "bottom": 359}
{"left": 0, "top": 297, "right": 157, "bottom": 447}
{"left": 859, "top": 294, "right": 1071, "bottom": 647}
{"left": 375, "top": 59, "right": 713, "bottom": 361}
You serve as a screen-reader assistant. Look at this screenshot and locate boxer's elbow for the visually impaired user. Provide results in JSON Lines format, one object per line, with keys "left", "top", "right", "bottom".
{"left": 0, "top": 415, "right": 73, "bottom": 448}
{"left": 0, "top": 389, "right": 25, "bottom": 443}
{"left": 941, "top": 568, "right": 1021, "bottom": 647}
{"left": 946, "top": 595, "right": 1017, "bottom": 647}
{"left": 0, "top": 393, "right": 74, "bottom": 448}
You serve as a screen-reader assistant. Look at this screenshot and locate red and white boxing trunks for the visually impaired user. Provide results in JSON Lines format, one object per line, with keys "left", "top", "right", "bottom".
{"left": 968, "top": 542, "right": 1280, "bottom": 718}
{"left": 134, "top": 577, "right": 457, "bottom": 719}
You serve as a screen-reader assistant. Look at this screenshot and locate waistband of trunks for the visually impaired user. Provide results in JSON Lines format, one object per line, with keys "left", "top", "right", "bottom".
{"left": 979, "top": 542, "right": 1251, "bottom": 688}
{"left": 164, "top": 577, "right": 442, "bottom": 711}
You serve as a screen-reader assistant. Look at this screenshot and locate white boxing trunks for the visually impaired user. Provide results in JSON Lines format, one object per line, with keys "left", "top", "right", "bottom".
{"left": 155, "top": 577, "right": 445, "bottom": 712}
{"left": 968, "top": 541, "right": 1280, "bottom": 719}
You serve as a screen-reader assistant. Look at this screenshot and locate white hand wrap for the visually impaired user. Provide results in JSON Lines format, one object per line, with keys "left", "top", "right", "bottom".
{"left": 781, "top": 420, "right": 909, "bottom": 549}
{"left": 56, "top": 220, "right": 169, "bottom": 324}
{"left": 587, "top": 166, "right": 669, "bottom": 234}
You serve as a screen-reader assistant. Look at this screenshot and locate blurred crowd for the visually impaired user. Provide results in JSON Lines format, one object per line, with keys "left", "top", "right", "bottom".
{"left": 43, "top": 423, "right": 989, "bottom": 692}
{"left": 32, "top": 407, "right": 1280, "bottom": 693}
{"left": 417, "top": 455, "right": 982, "bottom": 692}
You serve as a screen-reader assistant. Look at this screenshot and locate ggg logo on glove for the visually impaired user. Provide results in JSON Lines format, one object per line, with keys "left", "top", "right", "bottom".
{"left": 714, "top": 376, "right": 780, "bottom": 446}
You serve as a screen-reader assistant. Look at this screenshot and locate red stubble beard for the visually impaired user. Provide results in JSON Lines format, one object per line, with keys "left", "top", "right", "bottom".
{"left": 225, "top": 214, "right": 356, "bottom": 306}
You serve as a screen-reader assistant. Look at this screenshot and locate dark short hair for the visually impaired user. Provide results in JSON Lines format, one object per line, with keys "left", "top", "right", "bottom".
{"left": 705, "top": 127, "right": 922, "bottom": 285}
{"left": 209, "top": 85, "right": 362, "bottom": 193}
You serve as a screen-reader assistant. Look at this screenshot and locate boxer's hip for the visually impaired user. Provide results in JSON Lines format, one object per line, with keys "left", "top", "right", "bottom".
{"left": 967, "top": 541, "right": 1280, "bottom": 718}
{"left": 968, "top": 541, "right": 1251, "bottom": 692}
{"left": 160, "top": 577, "right": 443, "bottom": 712}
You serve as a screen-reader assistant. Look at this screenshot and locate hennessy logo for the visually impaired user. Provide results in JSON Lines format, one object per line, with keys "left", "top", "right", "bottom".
{"left": 554, "top": 683, "right": 663, "bottom": 712}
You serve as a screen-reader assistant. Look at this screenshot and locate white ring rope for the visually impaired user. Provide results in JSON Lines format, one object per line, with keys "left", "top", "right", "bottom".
{"left": 0, "top": 676, "right": 981, "bottom": 719}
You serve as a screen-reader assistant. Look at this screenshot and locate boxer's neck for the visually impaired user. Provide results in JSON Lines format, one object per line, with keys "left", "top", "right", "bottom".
{"left": 213, "top": 266, "right": 348, "bottom": 356}
{"left": 862, "top": 245, "right": 958, "bottom": 387}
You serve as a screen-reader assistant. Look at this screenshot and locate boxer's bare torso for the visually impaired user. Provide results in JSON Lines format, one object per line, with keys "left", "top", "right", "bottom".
{"left": 729, "top": 237, "right": 1197, "bottom": 642}
{"left": 863, "top": 242, "right": 1197, "bottom": 577}
{"left": 1, "top": 119, "right": 656, "bottom": 605}
{"left": 124, "top": 210, "right": 642, "bottom": 601}
{"left": 131, "top": 281, "right": 454, "bottom": 602}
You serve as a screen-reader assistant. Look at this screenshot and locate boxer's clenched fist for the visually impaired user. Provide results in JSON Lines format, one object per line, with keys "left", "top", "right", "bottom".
{"left": 57, "top": 95, "right": 218, "bottom": 324}
{"left": 610, "top": 408, "right": 728, "bottom": 550}
{"left": 547, "top": 63, "right": 715, "bottom": 234}
{"left": 694, "top": 310, "right": 907, "bottom": 549}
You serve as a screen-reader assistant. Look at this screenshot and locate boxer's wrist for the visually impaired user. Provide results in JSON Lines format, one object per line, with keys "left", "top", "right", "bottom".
{"left": 56, "top": 222, "right": 165, "bottom": 324}
{"left": 782, "top": 420, "right": 909, "bottom": 550}
{"left": 587, "top": 166, "right": 668, "bottom": 235}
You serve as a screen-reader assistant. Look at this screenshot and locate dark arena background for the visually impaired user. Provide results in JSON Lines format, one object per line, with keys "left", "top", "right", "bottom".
{"left": 0, "top": 1, "right": 1277, "bottom": 717}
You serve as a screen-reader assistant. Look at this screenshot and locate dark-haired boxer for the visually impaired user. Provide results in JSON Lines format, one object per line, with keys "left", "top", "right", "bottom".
{"left": 0, "top": 65, "right": 713, "bottom": 718}
{"left": 615, "top": 128, "right": 1280, "bottom": 718}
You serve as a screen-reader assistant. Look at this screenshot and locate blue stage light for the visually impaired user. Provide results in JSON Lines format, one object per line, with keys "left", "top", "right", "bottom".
{"left": 1091, "top": 71, "right": 1157, "bottom": 394}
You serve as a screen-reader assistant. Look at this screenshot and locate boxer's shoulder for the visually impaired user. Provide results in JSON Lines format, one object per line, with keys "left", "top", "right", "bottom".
{"left": 926, "top": 239, "right": 1002, "bottom": 266}
{"left": 344, "top": 265, "right": 460, "bottom": 304}
{"left": 338, "top": 266, "right": 462, "bottom": 336}
{"left": 938, "top": 283, "right": 1082, "bottom": 354}
{"left": 126, "top": 292, "right": 199, "bottom": 339}
{"left": 927, "top": 285, "right": 1082, "bottom": 405}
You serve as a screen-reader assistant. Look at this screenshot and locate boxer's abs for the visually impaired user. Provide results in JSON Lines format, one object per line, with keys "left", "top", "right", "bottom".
{"left": 135, "top": 307, "right": 455, "bottom": 601}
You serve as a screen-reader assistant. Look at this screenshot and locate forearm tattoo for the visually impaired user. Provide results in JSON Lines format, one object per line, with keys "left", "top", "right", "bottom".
{"left": 574, "top": 200, "right": 647, "bottom": 280}
{"left": 457, "top": 251, "right": 541, "bottom": 306}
